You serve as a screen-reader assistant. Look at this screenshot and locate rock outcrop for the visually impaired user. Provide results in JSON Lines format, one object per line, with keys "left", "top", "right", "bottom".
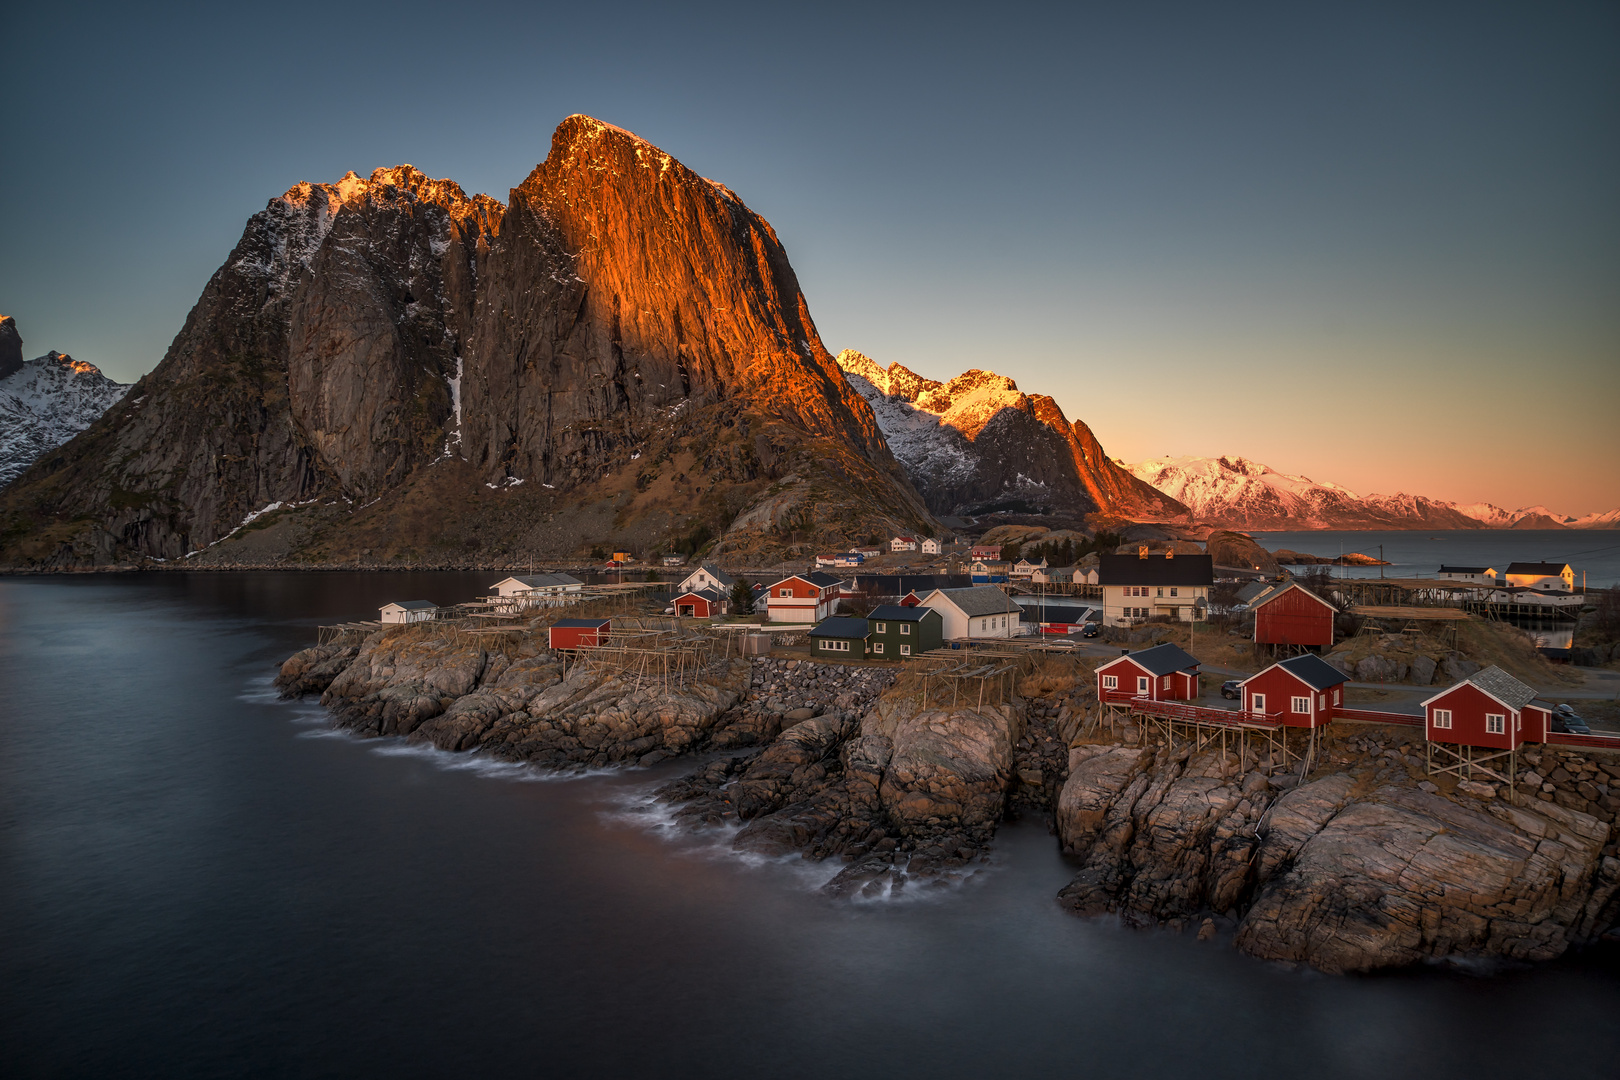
{"left": 1055, "top": 726, "right": 1620, "bottom": 972}
{"left": 0, "top": 315, "right": 22, "bottom": 380}
{"left": 0, "top": 117, "right": 933, "bottom": 568}
{"left": 836, "top": 350, "right": 1185, "bottom": 522}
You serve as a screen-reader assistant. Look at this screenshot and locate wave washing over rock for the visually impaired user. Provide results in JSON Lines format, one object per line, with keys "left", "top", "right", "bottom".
{"left": 277, "top": 625, "right": 1619, "bottom": 971}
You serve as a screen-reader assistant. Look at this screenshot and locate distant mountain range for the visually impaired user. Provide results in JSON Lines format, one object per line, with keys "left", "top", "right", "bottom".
{"left": 0, "top": 316, "right": 130, "bottom": 489}
{"left": 1124, "top": 455, "right": 1619, "bottom": 530}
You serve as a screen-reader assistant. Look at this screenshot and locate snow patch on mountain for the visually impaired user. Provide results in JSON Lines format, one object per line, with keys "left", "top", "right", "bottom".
{"left": 0, "top": 350, "right": 131, "bottom": 488}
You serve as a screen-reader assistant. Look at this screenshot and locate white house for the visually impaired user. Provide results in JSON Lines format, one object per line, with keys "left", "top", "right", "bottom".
{"left": 1437, "top": 565, "right": 1496, "bottom": 585}
{"left": 1097, "top": 551, "right": 1213, "bottom": 627}
{"left": 1010, "top": 558, "right": 1047, "bottom": 580}
{"left": 677, "top": 563, "right": 735, "bottom": 595}
{"left": 916, "top": 586, "right": 1025, "bottom": 639}
{"left": 921, "top": 537, "right": 944, "bottom": 555}
{"left": 1502, "top": 562, "right": 1575, "bottom": 592}
{"left": 489, "top": 573, "right": 584, "bottom": 608}
{"left": 661, "top": 554, "right": 686, "bottom": 567}
{"left": 1030, "top": 565, "right": 1074, "bottom": 585}
{"left": 764, "top": 572, "right": 843, "bottom": 624}
{"left": 380, "top": 600, "right": 436, "bottom": 624}
{"left": 890, "top": 535, "right": 920, "bottom": 553}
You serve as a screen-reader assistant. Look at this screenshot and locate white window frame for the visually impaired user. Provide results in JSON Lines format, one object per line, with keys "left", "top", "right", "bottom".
{"left": 779, "top": 588, "right": 791, "bottom": 597}
{"left": 1433, "top": 708, "right": 1452, "bottom": 729}
{"left": 1136, "top": 676, "right": 1150, "bottom": 694}
{"left": 873, "top": 623, "right": 886, "bottom": 634}
{"left": 1291, "top": 696, "right": 1310, "bottom": 714}
{"left": 900, "top": 644, "right": 911, "bottom": 656}
{"left": 900, "top": 623, "right": 911, "bottom": 635}
{"left": 1102, "top": 675, "right": 1118, "bottom": 690}
{"left": 1486, "top": 713, "right": 1505, "bottom": 735}
{"left": 872, "top": 641, "right": 884, "bottom": 654}
{"left": 1251, "top": 693, "right": 1265, "bottom": 713}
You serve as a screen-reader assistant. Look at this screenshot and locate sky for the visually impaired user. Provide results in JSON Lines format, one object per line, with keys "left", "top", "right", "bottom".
{"left": 3, "top": 1, "right": 1617, "bottom": 515}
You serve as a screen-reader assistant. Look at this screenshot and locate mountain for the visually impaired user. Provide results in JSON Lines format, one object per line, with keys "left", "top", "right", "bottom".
{"left": 0, "top": 318, "right": 131, "bottom": 489}
{"left": 835, "top": 350, "right": 1186, "bottom": 523}
{"left": 1125, "top": 455, "right": 1485, "bottom": 530}
{"left": 1126, "top": 455, "right": 1620, "bottom": 530}
{"left": 0, "top": 117, "right": 932, "bottom": 568}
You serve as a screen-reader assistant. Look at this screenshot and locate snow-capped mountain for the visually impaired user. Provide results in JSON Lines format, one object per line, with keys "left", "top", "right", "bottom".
{"left": 0, "top": 321, "right": 131, "bottom": 489}
{"left": 1125, "top": 455, "right": 1619, "bottom": 530}
{"left": 835, "top": 350, "right": 1184, "bottom": 521}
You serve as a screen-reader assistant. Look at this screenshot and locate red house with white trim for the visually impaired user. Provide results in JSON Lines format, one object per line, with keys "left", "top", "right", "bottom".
{"left": 549, "top": 618, "right": 611, "bottom": 649}
{"left": 672, "top": 589, "right": 726, "bottom": 618}
{"left": 1252, "top": 582, "right": 1336, "bottom": 650}
{"left": 1095, "top": 643, "right": 1201, "bottom": 703}
{"left": 1420, "top": 666, "right": 1553, "bottom": 750}
{"left": 764, "top": 572, "right": 843, "bottom": 623}
{"left": 1237, "top": 654, "right": 1349, "bottom": 728}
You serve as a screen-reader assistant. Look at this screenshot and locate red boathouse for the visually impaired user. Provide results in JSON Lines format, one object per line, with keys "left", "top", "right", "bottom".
{"left": 1252, "top": 582, "right": 1336, "bottom": 651}
{"left": 672, "top": 589, "right": 726, "bottom": 618}
{"left": 1420, "top": 666, "right": 1553, "bottom": 750}
{"left": 1237, "top": 653, "right": 1349, "bottom": 728}
{"left": 548, "top": 618, "right": 611, "bottom": 649}
{"left": 1095, "top": 643, "right": 1201, "bottom": 702}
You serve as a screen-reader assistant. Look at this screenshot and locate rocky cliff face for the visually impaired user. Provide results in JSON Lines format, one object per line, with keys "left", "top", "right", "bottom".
{"left": 0, "top": 117, "right": 931, "bottom": 567}
{"left": 0, "top": 332, "right": 131, "bottom": 490}
{"left": 0, "top": 315, "right": 23, "bottom": 380}
{"left": 836, "top": 350, "right": 1185, "bottom": 523}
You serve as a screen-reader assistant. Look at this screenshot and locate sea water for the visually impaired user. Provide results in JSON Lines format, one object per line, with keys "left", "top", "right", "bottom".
{"left": 2, "top": 572, "right": 1617, "bottom": 1077}
{"left": 1247, "top": 529, "right": 1620, "bottom": 588}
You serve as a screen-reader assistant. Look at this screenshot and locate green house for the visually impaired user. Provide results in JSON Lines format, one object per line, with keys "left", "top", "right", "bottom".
{"left": 808, "top": 616, "right": 871, "bottom": 658}
{"left": 866, "top": 604, "right": 943, "bottom": 659}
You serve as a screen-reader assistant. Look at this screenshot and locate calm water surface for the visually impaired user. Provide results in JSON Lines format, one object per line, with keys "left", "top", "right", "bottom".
{"left": 3, "top": 572, "right": 1617, "bottom": 1078}
{"left": 1248, "top": 529, "right": 1620, "bottom": 587}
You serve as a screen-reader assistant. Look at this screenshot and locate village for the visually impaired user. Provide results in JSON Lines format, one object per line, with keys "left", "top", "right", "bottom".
{"left": 336, "top": 531, "right": 1620, "bottom": 799}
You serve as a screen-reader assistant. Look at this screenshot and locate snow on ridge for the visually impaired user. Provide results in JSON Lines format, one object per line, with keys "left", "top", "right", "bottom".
{"left": 0, "top": 351, "right": 131, "bottom": 488}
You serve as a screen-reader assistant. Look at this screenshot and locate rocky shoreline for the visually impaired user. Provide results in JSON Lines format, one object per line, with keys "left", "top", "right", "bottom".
{"left": 277, "top": 622, "right": 1620, "bottom": 973}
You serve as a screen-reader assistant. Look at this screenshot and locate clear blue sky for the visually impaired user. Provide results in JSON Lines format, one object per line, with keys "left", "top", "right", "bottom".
{"left": 4, "top": 1, "right": 1616, "bottom": 514}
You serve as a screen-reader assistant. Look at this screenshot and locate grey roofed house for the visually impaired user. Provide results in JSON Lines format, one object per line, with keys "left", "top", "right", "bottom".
{"left": 808, "top": 616, "right": 872, "bottom": 639}
{"left": 1461, "top": 665, "right": 1544, "bottom": 711}
{"left": 1017, "top": 602, "right": 1094, "bottom": 624}
{"left": 390, "top": 600, "right": 436, "bottom": 611}
{"left": 867, "top": 604, "right": 933, "bottom": 622}
{"left": 698, "top": 564, "right": 737, "bottom": 588}
{"left": 1275, "top": 653, "right": 1351, "bottom": 691}
{"left": 803, "top": 570, "right": 844, "bottom": 588}
{"left": 1098, "top": 553, "right": 1214, "bottom": 587}
{"left": 1121, "top": 642, "right": 1201, "bottom": 676}
{"left": 1236, "top": 580, "right": 1279, "bottom": 605}
{"left": 1503, "top": 562, "right": 1570, "bottom": 576}
{"left": 507, "top": 573, "right": 582, "bottom": 589}
{"left": 935, "top": 586, "right": 1021, "bottom": 617}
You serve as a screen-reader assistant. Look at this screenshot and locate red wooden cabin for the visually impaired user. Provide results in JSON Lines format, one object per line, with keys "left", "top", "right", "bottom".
{"left": 1095, "top": 643, "right": 1201, "bottom": 703}
{"left": 672, "top": 589, "right": 725, "bottom": 618}
{"left": 549, "top": 618, "right": 610, "bottom": 649}
{"left": 1238, "top": 654, "right": 1348, "bottom": 728}
{"left": 1252, "top": 582, "right": 1335, "bottom": 650}
{"left": 1420, "top": 666, "right": 1553, "bottom": 750}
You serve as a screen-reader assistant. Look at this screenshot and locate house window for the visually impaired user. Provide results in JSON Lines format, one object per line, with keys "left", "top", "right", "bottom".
{"left": 1291, "top": 696, "right": 1310, "bottom": 714}
{"left": 779, "top": 588, "right": 790, "bottom": 597}
{"left": 874, "top": 623, "right": 886, "bottom": 634}
{"left": 1102, "top": 675, "right": 1118, "bottom": 689}
{"left": 900, "top": 644, "right": 911, "bottom": 656}
{"left": 1486, "top": 713, "right": 1505, "bottom": 734}
{"left": 872, "top": 642, "right": 884, "bottom": 654}
{"left": 900, "top": 624, "right": 911, "bottom": 635}
{"left": 1433, "top": 709, "right": 1452, "bottom": 729}
{"left": 1137, "top": 676, "right": 1149, "bottom": 694}
{"left": 1156, "top": 587, "right": 1164, "bottom": 597}
{"left": 1251, "top": 693, "right": 1265, "bottom": 713}
{"left": 1170, "top": 587, "right": 1178, "bottom": 597}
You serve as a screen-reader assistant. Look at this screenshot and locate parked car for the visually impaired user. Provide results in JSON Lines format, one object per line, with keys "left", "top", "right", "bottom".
{"left": 1080, "top": 623, "right": 1100, "bottom": 638}
{"left": 1553, "top": 707, "right": 1592, "bottom": 735}
{"left": 1221, "top": 680, "right": 1242, "bottom": 700}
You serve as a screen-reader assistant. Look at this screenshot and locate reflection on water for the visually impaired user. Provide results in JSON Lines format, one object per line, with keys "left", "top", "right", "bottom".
{"left": 2, "top": 572, "right": 1618, "bottom": 1078}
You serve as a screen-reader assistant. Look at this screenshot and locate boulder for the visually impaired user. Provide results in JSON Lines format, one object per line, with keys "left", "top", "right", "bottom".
{"left": 1409, "top": 654, "right": 1437, "bottom": 686}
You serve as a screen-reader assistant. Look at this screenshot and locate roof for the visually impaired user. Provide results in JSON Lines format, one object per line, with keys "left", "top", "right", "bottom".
{"left": 928, "top": 586, "right": 1022, "bottom": 617}
{"left": 1438, "top": 565, "right": 1492, "bottom": 574}
{"left": 552, "top": 618, "right": 611, "bottom": 629}
{"left": 1098, "top": 553, "right": 1214, "bottom": 587}
{"left": 778, "top": 570, "right": 845, "bottom": 588}
{"left": 674, "top": 588, "right": 723, "bottom": 602}
{"left": 495, "top": 572, "right": 581, "bottom": 589}
{"left": 1236, "top": 580, "right": 1278, "bottom": 604}
{"left": 868, "top": 604, "right": 935, "bottom": 622}
{"left": 692, "top": 563, "right": 735, "bottom": 587}
{"left": 1468, "top": 665, "right": 1539, "bottom": 710}
{"left": 809, "top": 616, "right": 871, "bottom": 639}
{"left": 1274, "top": 654, "right": 1350, "bottom": 691}
{"left": 1103, "top": 642, "right": 1201, "bottom": 677}
{"left": 1504, "top": 562, "right": 1570, "bottom": 576}
{"left": 1250, "top": 581, "right": 1335, "bottom": 614}
{"left": 383, "top": 600, "right": 436, "bottom": 611}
